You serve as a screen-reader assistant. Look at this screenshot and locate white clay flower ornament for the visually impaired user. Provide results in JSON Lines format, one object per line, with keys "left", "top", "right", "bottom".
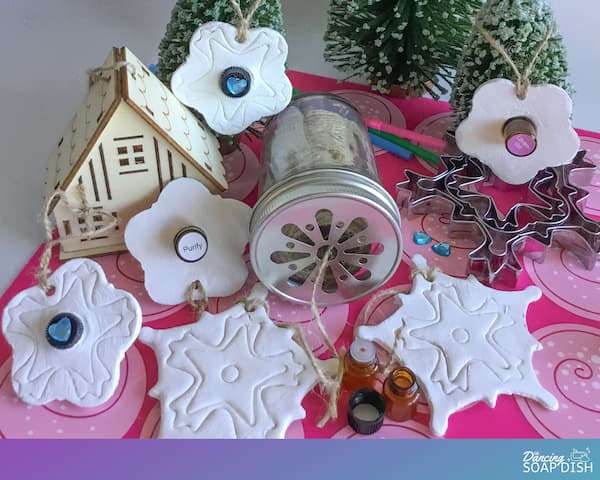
{"left": 1, "top": 259, "right": 142, "bottom": 407}
{"left": 456, "top": 79, "right": 580, "bottom": 185}
{"left": 171, "top": 21, "right": 292, "bottom": 136}
{"left": 124, "top": 177, "right": 252, "bottom": 305}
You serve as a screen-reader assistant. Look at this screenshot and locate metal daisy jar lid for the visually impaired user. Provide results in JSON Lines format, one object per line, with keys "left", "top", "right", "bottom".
{"left": 250, "top": 94, "right": 403, "bottom": 306}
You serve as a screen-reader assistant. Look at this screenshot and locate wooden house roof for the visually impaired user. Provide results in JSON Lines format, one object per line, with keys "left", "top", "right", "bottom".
{"left": 45, "top": 47, "right": 226, "bottom": 204}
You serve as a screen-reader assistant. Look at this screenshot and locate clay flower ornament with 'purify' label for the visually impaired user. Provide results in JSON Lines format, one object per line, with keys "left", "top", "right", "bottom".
{"left": 124, "top": 177, "right": 252, "bottom": 305}
{"left": 1, "top": 259, "right": 142, "bottom": 407}
{"left": 455, "top": 79, "right": 580, "bottom": 185}
{"left": 171, "top": 21, "right": 292, "bottom": 136}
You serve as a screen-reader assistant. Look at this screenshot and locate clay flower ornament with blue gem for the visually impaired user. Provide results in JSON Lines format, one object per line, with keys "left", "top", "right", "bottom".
{"left": 171, "top": 21, "right": 292, "bottom": 136}
{"left": 1, "top": 259, "right": 142, "bottom": 407}
{"left": 124, "top": 178, "right": 252, "bottom": 306}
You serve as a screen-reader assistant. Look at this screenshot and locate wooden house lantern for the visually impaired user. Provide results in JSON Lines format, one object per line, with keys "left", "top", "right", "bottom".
{"left": 44, "top": 47, "right": 227, "bottom": 259}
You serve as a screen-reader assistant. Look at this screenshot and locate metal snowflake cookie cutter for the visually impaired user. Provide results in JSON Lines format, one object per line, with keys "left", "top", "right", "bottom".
{"left": 478, "top": 153, "right": 600, "bottom": 278}
{"left": 441, "top": 159, "right": 571, "bottom": 283}
{"left": 529, "top": 152, "right": 600, "bottom": 269}
{"left": 444, "top": 156, "right": 567, "bottom": 230}
{"left": 396, "top": 155, "right": 583, "bottom": 286}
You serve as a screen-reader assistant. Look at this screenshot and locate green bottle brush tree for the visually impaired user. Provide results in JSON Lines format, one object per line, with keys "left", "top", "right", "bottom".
{"left": 324, "top": 0, "right": 481, "bottom": 99}
{"left": 156, "top": 0, "right": 285, "bottom": 86}
{"left": 450, "top": 0, "right": 571, "bottom": 126}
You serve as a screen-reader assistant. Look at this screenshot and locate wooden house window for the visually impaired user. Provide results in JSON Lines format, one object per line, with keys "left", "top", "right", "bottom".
{"left": 114, "top": 137, "right": 148, "bottom": 175}
{"left": 79, "top": 207, "right": 110, "bottom": 242}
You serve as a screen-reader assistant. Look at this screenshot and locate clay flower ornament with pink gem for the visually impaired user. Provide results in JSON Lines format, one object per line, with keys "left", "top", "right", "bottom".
{"left": 171, "top": 21, "right": 292, "bottom": 136}
{"left": 1, "top": 259, "right": 142, "bottom": 407}
{"left": 455, "top": 79, "right": 580, "bottom": 185}
{"left": 124, "top": 178, "right": 252, "bottom": 306}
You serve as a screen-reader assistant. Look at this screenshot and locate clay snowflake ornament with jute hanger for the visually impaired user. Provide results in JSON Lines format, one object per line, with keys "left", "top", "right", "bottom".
{"left": 357, "top": 255, "right": 558, "bottom": 437}
{"left": 139, "top": 284, "right": 329, "bottom": 438}
{"left": 124, "top": 177, "right": 251, "bottom": 306}
{"left": 171, "top": 16, "right": 292, "bottom": 135}
{"left": 1, "top": 259, "right": 142, "bottom": 406}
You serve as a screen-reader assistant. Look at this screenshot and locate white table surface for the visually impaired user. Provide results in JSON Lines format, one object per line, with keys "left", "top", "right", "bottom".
{"left": 0, "top": 0, "right": 598, "bottom": 294}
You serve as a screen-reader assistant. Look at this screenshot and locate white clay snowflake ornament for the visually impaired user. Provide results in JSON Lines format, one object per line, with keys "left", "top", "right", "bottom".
{"left": 139, "top": 284, "right": 324, "bottom": 438}
{"left": 171, "top": 21, "right": 292, "bottom": 135}
{"left": 456, "top": 79, "right": 580, "bottom": 185}
{"left": 358, "top": 255, "right": 558, "bottom": 437}
{"left": 124, "top": 177, "right": 251, "bottom": 305}
{"left": 1, "top": 259, "right": 142, "bottom": 407}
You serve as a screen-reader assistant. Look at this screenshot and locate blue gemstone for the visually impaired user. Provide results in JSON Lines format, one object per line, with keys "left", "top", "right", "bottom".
{"left": 226, "top": 76, "right": 249, "bottom": 96}
{"left": 46, "top": 313, "right": 82, "bottom": 349}
{"left": 413, "top": 231, "right": 433, "bottom": 245}
{"left": 432, "top": 242, "right": 451, "bottom": 257}
{"left": 48, "top": 316, "right": 72, "bottom": 343}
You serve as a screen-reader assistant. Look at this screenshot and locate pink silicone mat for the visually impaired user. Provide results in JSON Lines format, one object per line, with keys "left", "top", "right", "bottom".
{"left": 0, "top": 71, "right": 598, "bottom": 439}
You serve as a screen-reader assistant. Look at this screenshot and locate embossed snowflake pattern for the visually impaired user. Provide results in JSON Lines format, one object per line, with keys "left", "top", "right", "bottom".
{"left": 139, "top": 284, "right": 319, "bottom": 438}
{"left": 358, "top": 256, "right": 558, "bottom": 436}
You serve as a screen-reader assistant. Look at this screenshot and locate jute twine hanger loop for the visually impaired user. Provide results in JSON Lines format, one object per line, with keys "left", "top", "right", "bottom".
{"left": 358, "top": 260, "right": 442, "bottom": 376}
{"left": 185, "top": 280, "right": 209, "bottom": 314}
{"left": 476, "top": 22, "right": 556, "bottom": 100}
{"left": 228, "top": 0, "right": 263, "bottom": 42}
{"left": 278, "top": 245, "right": 344, "bottom": 427}
{"left": 86, "top": 61, "right": 139, "bottom": 89}
{"left": 37, "top": 184, "right": 119, "bottom": 294}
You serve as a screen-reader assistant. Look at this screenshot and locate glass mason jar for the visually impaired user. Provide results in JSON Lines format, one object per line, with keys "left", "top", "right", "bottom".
{"left": 250, "top": 94, "right": 403, "bottom": 306}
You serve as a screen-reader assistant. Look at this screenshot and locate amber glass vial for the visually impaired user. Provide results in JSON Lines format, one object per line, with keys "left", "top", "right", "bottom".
{"left": 341, "top": 339, "right": 379, "bottom": 392}
{"left": 383, "top": 367, "right": 420, "bottom": 422}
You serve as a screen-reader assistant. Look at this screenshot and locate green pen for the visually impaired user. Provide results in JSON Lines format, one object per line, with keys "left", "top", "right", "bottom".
{"left": 368, "top": 128, "right": 440, "bottom": 167}
{"left": 291, "top": 85, "right": 440, "bottom": 166}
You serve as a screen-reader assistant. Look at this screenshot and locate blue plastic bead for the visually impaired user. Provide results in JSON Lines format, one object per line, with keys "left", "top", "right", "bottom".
{"left": 226, "top": 76, "right": 249, "bottom": 96}
{"left": 413, "top": 231, "right": 433, "bottom": 245}
{"left": 48, "top": 316, "right": 72, "bottom": 343}
{"left": 46, "top": 313, "right": 83, "bottom": 349}
{"left": 432, "top": 242, "right": 452, "bottom": 257}
{"left": 221, "top": 67, "right": 252, "bottom": 98}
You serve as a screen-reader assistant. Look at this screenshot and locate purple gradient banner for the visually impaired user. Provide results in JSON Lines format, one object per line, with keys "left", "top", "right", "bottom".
{"left": 0, "top": 440, "right": 598, "bottom": 479}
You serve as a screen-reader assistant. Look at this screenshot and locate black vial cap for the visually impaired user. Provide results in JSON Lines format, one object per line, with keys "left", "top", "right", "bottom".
{"left": 347, "top": 388, "right": 386, "bottom": 435}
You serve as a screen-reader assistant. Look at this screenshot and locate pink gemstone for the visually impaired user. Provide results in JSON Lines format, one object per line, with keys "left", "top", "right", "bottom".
{"left": 506, "top": 133, "right": 537, "bottom": 157}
